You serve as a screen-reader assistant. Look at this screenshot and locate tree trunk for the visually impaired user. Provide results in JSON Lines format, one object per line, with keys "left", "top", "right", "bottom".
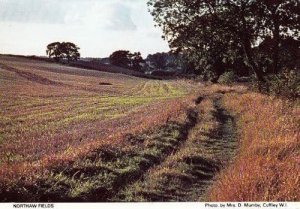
{"left": 239, "top": 5, "right": 265, "bottom": 82}
{"left": 272, "top": 16, "right": 280, "bottom": 74}
{"left": 242, "top": 40, "right": 265, "bottom": 82}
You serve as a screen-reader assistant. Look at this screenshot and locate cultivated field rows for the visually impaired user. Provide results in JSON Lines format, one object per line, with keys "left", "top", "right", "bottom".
{"left": 0, "top": 55, "right": 198, "bottom": 184}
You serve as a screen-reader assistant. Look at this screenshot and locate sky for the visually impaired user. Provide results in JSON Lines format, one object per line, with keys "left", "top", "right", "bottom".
{"left": 0, "top": 0, "right": 170, "bottom": 58}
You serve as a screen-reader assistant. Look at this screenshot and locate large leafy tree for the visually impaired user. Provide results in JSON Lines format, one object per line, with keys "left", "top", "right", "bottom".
{"left": 46, "top": 42, "right": 80, "bottom": 62}
{"left": 109, "top": 50, "right": 132, "bottom": 67}
{"left": 131, "top": 52, "right": 144, "bottom": 71}
{"left": 257, "top": 37, "right": 300, "bottom": 73}
{"left": 46, "top": 42, "right": 61, "bottom": 62}
{"left": 148, "top": 0, "right": 299, "bottom": 81}
{"left": 109, "top": 50, "right": 144, "bottom": 71}
{"left": 147, "top": 52, "right": 171, "bottom": 69}
{"left": 255, "top": 0, "right": 300, "bottom": 74}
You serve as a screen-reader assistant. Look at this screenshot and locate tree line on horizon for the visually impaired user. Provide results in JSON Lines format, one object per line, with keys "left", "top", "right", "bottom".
{"left": 46, "top": 42, "right": 187, "bottom": 73}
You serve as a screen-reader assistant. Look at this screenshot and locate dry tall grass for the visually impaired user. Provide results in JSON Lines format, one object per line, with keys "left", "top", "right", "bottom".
{"left": 208, "top": 92, "right": 300, "bottom": 201}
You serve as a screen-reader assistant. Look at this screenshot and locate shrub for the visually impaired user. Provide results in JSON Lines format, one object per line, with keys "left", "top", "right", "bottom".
{"left": 251, "top": 70, "right": 300, "bottom": 100}
{"left": 217, "top": 71, "right": 237, "bottom": 85}
{"left": 250, "top": 78, "right": 269, "bottom": 94}
{"left": 267, "top": 70, "right": 300, "bottom": 100}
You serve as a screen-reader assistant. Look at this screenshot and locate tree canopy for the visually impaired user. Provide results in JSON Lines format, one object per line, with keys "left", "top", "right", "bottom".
{"left": 109, "top": 50, "right": 144, "bottom": 71}
{"left": 148, "top": 0, "right": 299, "bottom": 81}
{"left": 46, "top": 42, "right": 80, "bottom": 62}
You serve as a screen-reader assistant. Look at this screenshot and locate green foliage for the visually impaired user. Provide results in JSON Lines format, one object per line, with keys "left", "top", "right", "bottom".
{"left": 251, "top": 70, "right": 300, "bottom": 100}
{"left": 109, "top": 50, "right": 144, "bottom": 71}
{"left": 46, "top": 42, "right": 80, "bottom": 62}
{"left": 146, "top": 52, "right": 169, "bottom": 69}
{"left": 218, "top": 71, "right": 237, "bottom": 85}
{"left": 256, "top": 37, "right": 300, "bottom": 75}
{"left": 268, "top": 70, "right": 300, "bottom": 100}
{"left": 148, "top": 0, "right": 299, "bottom": 81}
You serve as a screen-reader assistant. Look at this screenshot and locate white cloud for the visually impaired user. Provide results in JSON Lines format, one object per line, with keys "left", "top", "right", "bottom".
{"left": 62, "top": 1, "right": 137, "bottom": 31}
{"left": 0, "top": 0, "right": 65, "bottom": 24}
{"left": 0, "top": 0, "right": 138, "bottom": 30}
{"left": 105, "top": 3, "right": 137, "bottom": 31}
{"left": 0, "top": 0, "right": 170, "bottom": 57}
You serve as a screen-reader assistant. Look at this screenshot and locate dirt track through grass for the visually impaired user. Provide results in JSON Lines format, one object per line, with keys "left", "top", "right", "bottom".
{"left": 112, "top": 94, "right": 237, "bottom": 202}
{"left": 210, "top": 96, "right": 237, "bottom": 163}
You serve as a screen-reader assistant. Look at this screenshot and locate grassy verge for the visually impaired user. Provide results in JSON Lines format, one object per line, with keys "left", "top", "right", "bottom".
{"left": 208, "top": 93, "right": 300, "bottom": 201}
